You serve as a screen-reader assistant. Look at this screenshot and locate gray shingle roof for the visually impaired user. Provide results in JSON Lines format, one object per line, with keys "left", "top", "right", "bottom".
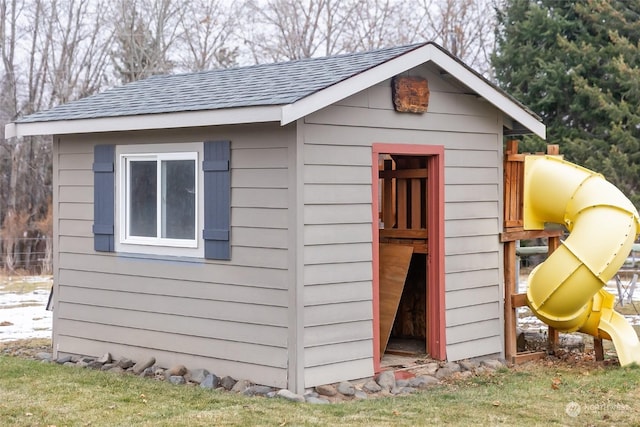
{"left": 18, "top": 43, "right": 426, "bottom": 124}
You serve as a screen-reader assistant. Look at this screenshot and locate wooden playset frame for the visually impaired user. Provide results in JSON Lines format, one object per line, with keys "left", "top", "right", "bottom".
{"left": 501, "top": 140, "right": 606, "bottom": 364}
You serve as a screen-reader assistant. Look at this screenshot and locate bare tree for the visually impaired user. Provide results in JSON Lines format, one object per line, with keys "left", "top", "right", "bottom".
{"left": 341, "top": 0, "right": 418, "bottom": 52}
{"left": 0, "top": 0, "right": 114, "bottom": 272}
{"left": 176, "top": 0, "right": 240, "bottom": 71}
{"left": 46, "top": 0, "right": 114, "bottom": 106}
{"left": 242, "top": 0, "right": 354, "bottom": 62}
{"left": 416, "top": 0, "right": 496, "bottom": 77}
{"left": 110, "top": 0, "right": 181, "bottom": 83}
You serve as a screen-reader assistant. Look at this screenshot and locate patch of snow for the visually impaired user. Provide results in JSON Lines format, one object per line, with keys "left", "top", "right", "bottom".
{"left": 517, "top": 276, "right": 640, "bottom": 329}
{"left": 0, "top": 277, "right": 52, "bottom": 342}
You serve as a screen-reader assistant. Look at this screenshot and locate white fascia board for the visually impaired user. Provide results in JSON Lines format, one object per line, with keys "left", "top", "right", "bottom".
{"left": 281, "top": 43, "right": 546, "bottom": 140}
{"left": 429, "top": 50, "right": 546, "bottom": 140}
{"left": 281, "top": 44, "right": 437, "bottom": 125}
{"left": 4, "top": 105, "right": 282, "bottom": 138}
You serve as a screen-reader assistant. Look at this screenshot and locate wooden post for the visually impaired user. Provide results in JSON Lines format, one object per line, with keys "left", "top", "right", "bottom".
{"left": 546, "top": 144, "right": 560, "bottom": 155}
{"left": 594, "top": 338, "right": 605, "bottom": 361}
{"left": 504, "top": 240, "right": 517, "bottom": 364}
{"left": 546, "top": 235, "right": 561, "bottom": 353}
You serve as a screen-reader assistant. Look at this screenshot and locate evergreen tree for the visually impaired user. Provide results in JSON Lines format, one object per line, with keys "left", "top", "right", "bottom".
{"left": 493, "top": 0, "right": 640, "bottom": 205}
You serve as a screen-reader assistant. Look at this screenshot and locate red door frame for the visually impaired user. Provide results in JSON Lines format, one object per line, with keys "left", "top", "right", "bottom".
{"left": 371, "top": 143, "right": 446, "bottom": 372}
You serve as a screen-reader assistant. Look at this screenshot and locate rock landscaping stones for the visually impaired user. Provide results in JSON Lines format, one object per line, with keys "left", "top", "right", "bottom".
{"left": 35, "top": 352, "right": 52, "bottom": 361}
{"left": 277, "top": 389, "right": 305, "bottom": 402}
{"left": 458, "top": 360, "right": 480, "bottom": 371}
{"left": 337, "top": 381, "right": 355, "bottom": 396}
{"left": 231, "top": 379, "right": 252, "bottom": 393}
{"left": 376, "top": 370, "right": 396, "bottom": 391}
{"left": 168, "top": 375, "right": 186, "bottom": 385}
{"left": 306, "top": 396, "right": 330, "bottom": 404}
{"left": 55, "top": 355, "right": 72, "bottom": 364}
{"left": 132, "top": 357, "right": 155, "bottom": 375}
{"left": 96, "top": 352, "right": 112, "bottom": 364}
{"left": 166, "top": 364, "right": 187, "bottom": 377}
{"left": 363, "top": 380, "right": 382, "bottom": 393}
{"left": 354, "top": 390, "right": 368, "bottom": 400}
{"left": 409, "top": 375, "right": 439, "bottom": 388}
{"left": 243, "top": 385, "right": 273, "bottom": 397}
{"left": 35, "top": 348, "right": 511, "bottom": 404}
{"left": 188, "top": 368, "right": 209, "bottom": 385}
{"left": 117, "top": 358, "right": 134, "bottom": 370}
{"left": 200, "top": 373, "right": 219, "bottom": 390}
{"left": 220, "top": 375, "right": 237, "bottom": 390}
{"left": 480, "top": 359, "right": 505, "bottom": 370}
{"left": 315, "top": 384, "right": 337, "bottom": 396}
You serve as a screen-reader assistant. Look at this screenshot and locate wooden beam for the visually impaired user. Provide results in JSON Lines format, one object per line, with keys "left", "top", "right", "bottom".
{"left": 506, "top": 154, "right": 526, "bottom": 162}
{"left": 513, "top": 351, "right": 547, "bottom": 364}
{"left": 379, "top": 229, "right": 428, "bottom": 239}
{"left": 511, "top": 293, "right": 528, "bottom": 307}
{"left": 500, "top": 228, "right": 563, "bottom": 242}
{"left": 379, "top": 168, "right": 428, "bottom": 179}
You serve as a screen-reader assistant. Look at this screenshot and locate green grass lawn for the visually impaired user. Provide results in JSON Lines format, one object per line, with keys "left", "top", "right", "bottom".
{"left": 1, "top": 354, "right": 639, "bottom": 426}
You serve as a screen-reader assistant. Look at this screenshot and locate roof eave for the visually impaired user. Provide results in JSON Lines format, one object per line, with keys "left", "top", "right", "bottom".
{"left": 4, "top": 105, "right": 283, "bottom": 138}
{"left": 281, "top": 43, "right": 546, "bottom": 139}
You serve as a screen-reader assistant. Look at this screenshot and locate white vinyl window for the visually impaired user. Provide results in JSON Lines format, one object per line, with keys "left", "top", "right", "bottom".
{"left": 120, "top": 151, "right": 198, "bottom": 248}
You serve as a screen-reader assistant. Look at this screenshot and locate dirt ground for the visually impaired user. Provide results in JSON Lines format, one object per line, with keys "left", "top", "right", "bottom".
{"left": 0, "top": 338, "right": 52, "bottom": 358}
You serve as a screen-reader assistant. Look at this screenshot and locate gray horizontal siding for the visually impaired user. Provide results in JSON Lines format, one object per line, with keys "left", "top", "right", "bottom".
{"left": 304, "top": 321, "right": 373, "bottom": 347}
{"left": 446, "top": 285, "right": 501, "bottom": 309}
{"left": 447, "top": 302, "right": 500, "bottom": 327}
{"left": 303, "top": 123, "right": 500, "bottom": 149}
{"left": 58, "top": 286, "right": 288, "bottom": 328}
{"left": 58, "top": 304, "right": 287, "bottom": 349}
{"left": 304, "top": 223, "right": 372, "bottom": 245}
{"left": 301, "top": 64, "right": 504, "bottom": 372}
{"left": 446, "top": 335, "right": 503, "bottom": 362}
{"left": 55, "top": 320, "right": 286, "bottom": 367}
{"left": 446, "top": 236, "right": 500, "bottom": 256}
{"left": 58, "top": 253, "right": 289, "bottom": 288}
{"left": 304, "top": 282, "right": 372, "bottom": 306}
{"left": 55, "top": 335, "right": 288, "bottom": 388}
{"left": 54, "top": 124, "right": 294, "bottom": 388}
{"left": 445, "top": 201, "right": 499, "bottom": 220}
{"left": 58, "top": 269, "right": 288, "bottom": 307}
{"left": 304, "top": 359, "right": 373, "bottom": 388}
{"left": 446, "top": 269, "right": 501, "bottom": 292}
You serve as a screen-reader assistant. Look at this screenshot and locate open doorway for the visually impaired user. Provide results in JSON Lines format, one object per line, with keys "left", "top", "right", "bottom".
{"left": 371, "top": 144, "right": 445, "bottom": 372}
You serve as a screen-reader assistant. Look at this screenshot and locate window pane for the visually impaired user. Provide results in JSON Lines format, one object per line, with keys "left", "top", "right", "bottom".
{"left": 162, "top": 159, "right": 196, "bottom": 239}
{"left": 129, "top": 160, "right": 157, "bottom": 237}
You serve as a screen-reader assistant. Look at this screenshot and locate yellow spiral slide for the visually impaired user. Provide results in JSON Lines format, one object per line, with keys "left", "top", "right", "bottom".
{"left": 524, "top": 155, "right": 640, "bottom": 366}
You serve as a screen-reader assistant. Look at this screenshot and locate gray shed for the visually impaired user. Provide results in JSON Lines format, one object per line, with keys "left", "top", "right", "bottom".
{"left": 6, "top": 42, "right": 545, "bottom": 392}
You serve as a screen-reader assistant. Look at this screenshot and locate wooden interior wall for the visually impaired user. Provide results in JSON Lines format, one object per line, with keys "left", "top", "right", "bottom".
{"left": 378, "top": 155, "right": 429, "bottom": 352}
{"left": 379, "top": 155, "right": 428, "bottom": 254}
{"left": 391, "top": 254, "right": 427, "bottom": 341}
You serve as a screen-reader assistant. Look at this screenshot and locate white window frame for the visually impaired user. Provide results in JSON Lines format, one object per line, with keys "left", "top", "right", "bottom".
{"left": 115, "top": 143, "right": 204, "bottom": 258}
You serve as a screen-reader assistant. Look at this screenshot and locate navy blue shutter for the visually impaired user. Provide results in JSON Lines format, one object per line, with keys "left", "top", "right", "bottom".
{"left": 93, "top": 144, "right": 115, "bottom": 252}
{"left": 203, "top": 140, "right": 231, "bottom": 260}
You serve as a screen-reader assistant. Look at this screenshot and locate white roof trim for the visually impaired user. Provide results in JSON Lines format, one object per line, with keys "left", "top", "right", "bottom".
{"left": 430, "top": 48, "right": 546, "bottom": 139}
{"left": 6, "top": 43, "right": 544, "bottom": 139}
{"left": 281, "top": 43, "right": 545, "bottom": 139}
{"left": 4, "top": 105, "right": 282, "bottom": 138}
